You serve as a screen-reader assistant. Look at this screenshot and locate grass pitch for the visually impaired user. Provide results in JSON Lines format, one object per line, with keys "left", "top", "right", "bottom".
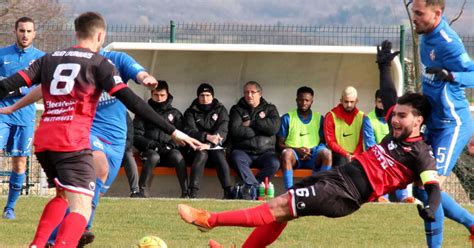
{"left": 0, "top": 196, "right": 472, "bottom": 247}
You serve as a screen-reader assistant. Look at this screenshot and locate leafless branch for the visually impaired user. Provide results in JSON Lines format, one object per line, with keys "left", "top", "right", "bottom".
{"left": 449, "top": 0, "right": 467, "bottom": 25}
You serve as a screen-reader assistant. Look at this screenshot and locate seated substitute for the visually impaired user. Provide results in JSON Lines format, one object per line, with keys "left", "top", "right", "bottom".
{"left": 133, "top": 81, "right": 187, "bottom": 198}
{"left": 229, "top": 81, "right": 281, "bottom": 199}
{"left": 183, "top": 83, "right": 232, "bottom": 199}
{"left": 177, "top": 40, "right": 441, "bottom": 247}
{"left": 277, "top": 86, "right": 331, "bottom": 190}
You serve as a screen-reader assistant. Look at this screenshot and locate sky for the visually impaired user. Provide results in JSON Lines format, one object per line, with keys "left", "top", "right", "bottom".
{"left": 61, "top": 0, "right": 474, "bottom": 34}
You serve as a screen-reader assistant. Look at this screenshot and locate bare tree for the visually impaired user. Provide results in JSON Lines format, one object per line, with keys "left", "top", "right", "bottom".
{"left": 0, "top": 0, "right": 65, "bottom": 25}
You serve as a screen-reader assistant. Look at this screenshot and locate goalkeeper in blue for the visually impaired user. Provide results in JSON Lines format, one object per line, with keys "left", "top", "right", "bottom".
{"left": 411, "top": 0, "right": 474, "bottom": 247}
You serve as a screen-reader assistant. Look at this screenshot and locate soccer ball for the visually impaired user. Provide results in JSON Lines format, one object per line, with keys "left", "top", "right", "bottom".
{"left": 138, "top": 235, "right": 167, "bottom": 248}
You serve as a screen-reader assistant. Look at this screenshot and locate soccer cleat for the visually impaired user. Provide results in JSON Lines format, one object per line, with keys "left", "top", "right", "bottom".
{"left": 401, "top": 196, "right": 416, "bottom": 203}
{"left": 178, "top": 204, "right": 212, "bottom": 232}
{"left": 130, "top": 191, "right": 141, "bottom": 198}
{"left": 77, "top": 230, "right": 95, "bottom": 248}
{"left": 377, "top": 196, "right": 389, "bottom": 203}
{"left": 2, "top": 207, "right": 15, "bottom": 220}
{"left": 208, "top": 239, "right": 236, "bottom": 248}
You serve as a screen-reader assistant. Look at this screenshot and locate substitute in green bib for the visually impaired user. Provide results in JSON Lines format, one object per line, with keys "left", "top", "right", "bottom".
{"left": 277, "top": 86, "right": 332, "bottom": 190}
{"left": 324, "top": 86, "right": 372, "bottom": 167}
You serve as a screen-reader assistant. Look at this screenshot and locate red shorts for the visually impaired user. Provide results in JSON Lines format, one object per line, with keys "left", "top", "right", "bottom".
{"left": 36, "top": 149, "right": 95, "bottom": 197}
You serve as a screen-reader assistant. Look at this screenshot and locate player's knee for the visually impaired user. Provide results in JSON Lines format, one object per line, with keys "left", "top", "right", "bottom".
{"left": 319, "top": 149, "right": 332, "bottom": 164}
{"left": 11, "top": 157, "right": 27, "bottom": 173}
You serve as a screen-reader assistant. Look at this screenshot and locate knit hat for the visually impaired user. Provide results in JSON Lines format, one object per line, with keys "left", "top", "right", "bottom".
{"left": 196, "top": 83, "right": 214, "bottom": 96}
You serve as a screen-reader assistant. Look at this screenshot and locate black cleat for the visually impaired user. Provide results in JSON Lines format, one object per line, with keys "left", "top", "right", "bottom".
{"left": 77, "top": 230, "right": 95, "bottom": 248}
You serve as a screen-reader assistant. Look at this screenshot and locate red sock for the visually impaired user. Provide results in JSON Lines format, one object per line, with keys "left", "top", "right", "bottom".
{"left": 242, "top": 221, "right": 288, "bottom": 248}
{"left": 29, "top": 197, "right": 68, "bottom": 247}
{"left": 208, "top": 203, "right": 276, "bottom": 227}
{"left": 54, "top": 212, "right": 87, "bottom": 247}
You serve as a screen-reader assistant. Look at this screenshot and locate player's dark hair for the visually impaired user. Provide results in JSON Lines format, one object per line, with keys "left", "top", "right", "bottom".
{"left": 15, "top": 17, "right": 35, "bottom": 30}
{"left": 397, "top": 92, "right": 431, "bottom": 123}
{"left": 297, "top": 86, "right": 314, "bottom": 97}
{"left": 244, "top": 81, "right": 262, "bottom": 94}
{"left": 375, "top": 89, "right": 382, "bottom": 99}
{"left": 424, "top": 0, "right": 445, "bottom": 12}
{"left": 74, "top": 12, "right": 106, "bottom": 39}
{"left": 154, "top": 80, "right": 169, "bottom": 94}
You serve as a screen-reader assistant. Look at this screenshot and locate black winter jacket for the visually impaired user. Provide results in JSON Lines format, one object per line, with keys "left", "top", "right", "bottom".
{"left": 183, "top": 98, "right": 229, "bottom": 143}
{"left": 133, "top": 95, "right": 183, "bottom": 152}
{"left": 229, "top": 97, "right": 280, "bottom": 154}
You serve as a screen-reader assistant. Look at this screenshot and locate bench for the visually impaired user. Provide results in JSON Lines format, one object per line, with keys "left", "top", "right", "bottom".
{"left": 117, "top": 153, "right": 313, "bottom": 178}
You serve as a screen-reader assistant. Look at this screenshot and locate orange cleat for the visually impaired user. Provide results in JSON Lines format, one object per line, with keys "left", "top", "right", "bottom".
{"left": 401, "top": 196, "right": 416, "bottom": 203}
{"left": 209, "top": 239, "right": 236, "bottom": 248}
{"left": 178, "top": 204, "right": 212, "bottom": 232}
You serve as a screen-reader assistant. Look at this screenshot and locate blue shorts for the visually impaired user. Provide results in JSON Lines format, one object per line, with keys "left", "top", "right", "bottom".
{"left": 90, "top": 134, "right": 125, "bottom": 193}
{"left": 426, "top": 123, "right": 473, "bottom": 176}
{"left": 0, "top": 122, "right": 34, "bottom": 156}
{"left": 292, "top": 143, "right": 327, "bottom": 169}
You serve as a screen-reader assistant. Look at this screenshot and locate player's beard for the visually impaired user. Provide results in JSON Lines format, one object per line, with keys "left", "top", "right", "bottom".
{"left": 392, "top": 127, "right": 411, "bottom": 142}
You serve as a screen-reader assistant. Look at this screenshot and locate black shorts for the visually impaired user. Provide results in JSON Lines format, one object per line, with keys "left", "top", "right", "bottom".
{"left": 289, "top": 167, "right": 364, "bottom": 218}
{"left": 36, "top": 149, "right": 95, "bottom": 197}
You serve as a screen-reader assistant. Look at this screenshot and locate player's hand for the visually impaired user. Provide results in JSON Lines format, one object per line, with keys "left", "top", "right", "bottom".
{"left": 376, "top": 40, "right": 400, "bottom": 65}
{"left": 171, "top": 129, "right": 204, "bottom": 150}
{"left": 142, "top": 75, "right": 158, "bottom": 90}
{"left": 417, "top": 204, "right": 436, "bottom": 222}
{"left": 0, "top": 106, "right": 14, "bottom": 115}
{"left": 425, "top": 67, "right": 454, "bottom": 82}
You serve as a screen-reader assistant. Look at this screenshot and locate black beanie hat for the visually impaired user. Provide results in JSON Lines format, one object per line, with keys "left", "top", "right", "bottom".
{"left": 197, "top": 83, "right": 214, "bottom": 96}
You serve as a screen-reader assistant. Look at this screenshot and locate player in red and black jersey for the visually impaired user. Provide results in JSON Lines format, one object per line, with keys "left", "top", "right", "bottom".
{"left": 0, "top": 12, "right": 202, "bottom": 248}
{"left": 177, "top": 40, "right": 441, "bottom": 247}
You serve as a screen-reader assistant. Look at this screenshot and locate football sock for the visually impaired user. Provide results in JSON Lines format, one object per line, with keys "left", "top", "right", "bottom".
{"left": 87, "top": 178, "right": 104, "bottom": 230}
{"left": 47, "top": 209, "right": 70, "bottom": 243}
{"left": 208, "top": 203, "right": 276, "bottom": 227}
{"left": 283, "top": 170, "right": 293, "bottom": 191}
{"left": 441, "top": 191, "right": 474, "bottom": 230}
{"left": 54, "top": 212, "right": 87, "bottom": 247}
{"left": 5, "top": 171, "right": 26, "bottom": 209}
{"left": 395, "top": 188, "right": 409, "bottom": 201}
{"left": 319, "top": 165, "right": 331, "bottom": 171}
{"left": 30, "top": 197, "right": 68, "bottom": 247}
{"left": 242, "top": 221, "right": 288, "bottom": 248}
{"left": 413, "top": 186, "right": 444, "bottom": 248}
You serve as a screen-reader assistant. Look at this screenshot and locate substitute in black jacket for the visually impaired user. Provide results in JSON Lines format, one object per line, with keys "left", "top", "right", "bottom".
{"left": 229, "top": 81, "right": 281, "bottom": 198}
{"left": 183, "top": 83, "right": 232, "bottom": 199}
{"left": 133, "top": 81, "right": 187, "bottom": 198}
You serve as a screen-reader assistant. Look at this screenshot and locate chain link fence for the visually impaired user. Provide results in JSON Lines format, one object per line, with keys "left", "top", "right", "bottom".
{"left": 0, "top": 23, "right": 472, "bottom": 202}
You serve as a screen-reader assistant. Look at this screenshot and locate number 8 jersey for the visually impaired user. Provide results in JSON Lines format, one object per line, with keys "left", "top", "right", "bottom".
{"left": 18, "top": 47, "right": 127, "bottom": 152}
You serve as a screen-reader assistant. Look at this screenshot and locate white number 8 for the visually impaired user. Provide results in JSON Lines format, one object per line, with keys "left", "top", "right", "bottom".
{"left": 50, "top": 63, "right": 81, "bottom": 95}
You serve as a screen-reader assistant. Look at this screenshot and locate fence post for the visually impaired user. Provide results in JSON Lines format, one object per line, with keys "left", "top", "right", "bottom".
{"left": 170, "top": 20, "right": 176, "bottom": 43}
{"left": 399, "top": 24, "right": 406, "bottom": 92}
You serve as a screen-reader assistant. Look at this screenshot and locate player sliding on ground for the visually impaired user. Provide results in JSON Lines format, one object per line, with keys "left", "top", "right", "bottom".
{"left": 178, "top": 40, "right": 441, "bottom": 247}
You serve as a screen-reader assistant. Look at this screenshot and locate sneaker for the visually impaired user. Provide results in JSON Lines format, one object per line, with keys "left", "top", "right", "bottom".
{"left": 178, "top": 204, "right": 212, "bottom": 232}
{"left": 401, "top": 196, "right": 415, "bottom": 203}
{"left": 130, "top": 191, "right": 141, "bottom": 198}
{"left": 377, "top": 196, "right": 389, "bottom": 203}
{"left": 2, "top": 207, "right": 15, "bottom": 220}
{"left": 77, "top": 230, "right": 95, "bottom": 248}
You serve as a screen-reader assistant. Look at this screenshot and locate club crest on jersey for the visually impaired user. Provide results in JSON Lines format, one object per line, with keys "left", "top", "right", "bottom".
{"left": 296, "top": 201, "right": 306, "bottom": 210}
{"left": 168, "top": 113, "right": 174, "bottom": 122}
{"left": 89, "top": 181, "right": 96, "bottom": 191}
{"left": 212, "top": 113, "right": 218, "bottom": 121}
{"left": 429, "top": 49, "right": 436, "bottom": 61}
{"left": 388, "top": 141, "right": 397, "bottom": 150}
{"left": 259, "top": 111, "right": 266, "bottom": 119}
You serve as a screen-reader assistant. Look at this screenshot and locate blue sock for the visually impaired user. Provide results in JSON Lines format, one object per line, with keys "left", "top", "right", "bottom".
{"left": 283, "top": 170, "right": 293, "bottom": 191}
{"left": 395, "top": 188, "right": 409, "bottom": 201}
{"left": 87, "top": 178, "right": 104, "bottom": 230}
{"left": 319, "top": 165, "right": 331, "bottom": 171}
{"left": 441, "top": 191, "right": 474, "bottom": 230}
{"left": 5, "top": 172, "right": 26, "bottom": 210}
{"left": 48, "top": 208, "right": 70, "bottom": 243}
{"left": 413, "top": 186, "right": 444, "bottom": 248}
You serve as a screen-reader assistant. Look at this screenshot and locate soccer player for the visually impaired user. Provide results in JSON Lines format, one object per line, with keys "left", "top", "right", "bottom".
{"left": 0, "top": 12, "right": 201, "bottom": 247}
{"left": 411, "top": 0, "right": 474, "bottom": 246}
{"left": 177, "top": 41, "right": 441, "bottom": 247}
{"left": 0, "top": 17, "right": 44, "bottom": 220}
{"left": 277, "top": 86, "right": 331, "bottom": 190}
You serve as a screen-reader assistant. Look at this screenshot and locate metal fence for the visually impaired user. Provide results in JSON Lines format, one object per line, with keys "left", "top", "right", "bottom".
{"left": 0, "top": 23, "right": 472, "bottom": 202}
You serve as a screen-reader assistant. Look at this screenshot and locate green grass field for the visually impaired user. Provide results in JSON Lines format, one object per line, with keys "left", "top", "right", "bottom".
{"left": 0, "top": 196, "right": 472, "bottom": 248}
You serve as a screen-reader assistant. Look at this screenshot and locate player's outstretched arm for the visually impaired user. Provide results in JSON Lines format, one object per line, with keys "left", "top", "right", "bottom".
{"left": 136, "top": 71, "right": 158, "bottom": 90}
{"left": 0, "top": 86, "right": 43, "bottom": 115}
{"left": 112, "top": 87, "right": 204, "bottom": 150}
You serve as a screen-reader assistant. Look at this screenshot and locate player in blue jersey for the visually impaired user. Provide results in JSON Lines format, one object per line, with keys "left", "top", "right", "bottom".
{"left": 411, "top": 0, "right": 474, "bottom": 246}
{"left": 0, "top": 17, "right": 45, "bottom": 220}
